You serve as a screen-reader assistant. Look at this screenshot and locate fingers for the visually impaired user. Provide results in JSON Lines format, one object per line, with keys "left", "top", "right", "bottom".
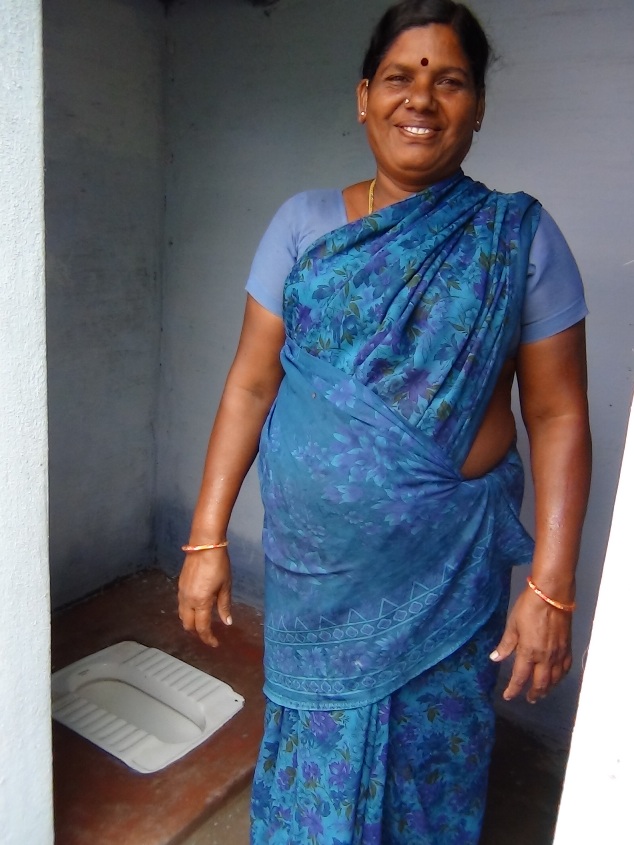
{"left": 500, "top": 656, "right": 546, "bottom": 703}
{"left": 194, "top": 603, "right": 219, "bottom": 648}
{"left": 500, "top": 644, "right": 572, "bottom": 703}
{"left": 178, "top": 589, "right": 220, "bottom": 648}
{"left": 178, "top": 591, "right": 217, "bottom": 647}
{"left": 177, "top": 551, "right": 233, "bottom": 647}
{"left": 489, "top": 621, "right": 528, "bottom": 701}
{"left": 548, "top": 656, "right": 570, "bottom": 689}
{"left": 491, "top": 588, "right": 573, "bottom": 702}
{"left": 502, "top": 660, "right": 552, "bottom": 704}
{"left": 489, "top": 630, "right": 518, "bottom": 664}
{"left": 217, "top": 581, "right": 233, "bottom": 628}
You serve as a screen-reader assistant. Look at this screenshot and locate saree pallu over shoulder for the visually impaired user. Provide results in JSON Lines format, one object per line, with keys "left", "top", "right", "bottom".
{"left": 259, "top": 173, "right": 541, "bottom": 710}
{"left": 284, "top": 172, "right": 540, "bottom": 465}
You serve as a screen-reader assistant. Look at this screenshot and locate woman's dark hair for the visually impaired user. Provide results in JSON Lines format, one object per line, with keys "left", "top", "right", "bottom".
{"left": 362, "top": 0, "right": 491, "bottom": 91}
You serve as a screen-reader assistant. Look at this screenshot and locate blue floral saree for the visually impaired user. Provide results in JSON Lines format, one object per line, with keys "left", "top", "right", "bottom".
{"left": 252, "top": 172, "right": 541, "bottom": 843}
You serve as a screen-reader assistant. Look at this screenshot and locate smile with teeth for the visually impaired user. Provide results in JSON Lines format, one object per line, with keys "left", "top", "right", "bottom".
{"left": 401, "top": 125, "right": 435, "bottom": 137}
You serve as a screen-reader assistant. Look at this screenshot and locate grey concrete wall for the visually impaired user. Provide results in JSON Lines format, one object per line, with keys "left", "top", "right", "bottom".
{"left": 156, "top": 0, "right": 634, "bottom": 743}
{"left": 44, "top": 0, "right": 165, "bottom": 607}
{"left": 0, "top": 0, "right": 54, "bottom": 840}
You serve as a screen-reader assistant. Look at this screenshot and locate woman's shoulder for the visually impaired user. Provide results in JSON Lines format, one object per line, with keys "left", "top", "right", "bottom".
{"left": 274, "top": 189, "right": 345, "bottom": 232}
{"left": 490, "top": 187, "right": 542, "bottom": 223}
{"left": 275, "top": 188, "right": 343, "bottom": 214}
{"left": 252, "top": 188, "right": 345, "bottom": 262}
{"left": 529, "top": 206, "right": 581, "bottom": 278}
{"left": 268, "top": 189, "right": 347, "bottom": 259}
{"left": 245, "top": 189, "right": 346, "bottom": 318}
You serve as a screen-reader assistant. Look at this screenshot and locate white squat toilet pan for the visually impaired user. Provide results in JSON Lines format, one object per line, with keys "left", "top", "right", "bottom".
{"left": 52, "top": 641, "right": 244, "bottom": 773}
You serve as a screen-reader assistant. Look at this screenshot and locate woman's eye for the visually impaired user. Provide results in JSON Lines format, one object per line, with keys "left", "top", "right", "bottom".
{"left": 386, "top": 75, "right": 409, "bottom": 84}
{"left": 438, "top": 77, "right": 465, "bottom": 89}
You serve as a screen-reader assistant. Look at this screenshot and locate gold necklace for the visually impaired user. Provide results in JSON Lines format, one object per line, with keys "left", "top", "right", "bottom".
{"left": 368, "top": 178, "right": 376, "bottom": 214}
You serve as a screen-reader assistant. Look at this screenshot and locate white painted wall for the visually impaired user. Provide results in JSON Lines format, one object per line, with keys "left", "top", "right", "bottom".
{"left": 44, "top": 0, "right": 165, "bottom": 607}
{"left": 156, "top": 0, "right": 634, "bottom": 743}
{"left": 553, "top": 395, "right": 634, "bottom": 843}
{"left": 0, "top": 0, "right": 53, "bottom": 841}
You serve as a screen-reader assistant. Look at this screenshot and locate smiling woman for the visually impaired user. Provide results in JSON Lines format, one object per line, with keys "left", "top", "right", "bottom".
{"left": 356, "top": 25, "right": 484, "bottom": 198}
{"left": 177, "top": 1, "right": 591, "bottom": 843}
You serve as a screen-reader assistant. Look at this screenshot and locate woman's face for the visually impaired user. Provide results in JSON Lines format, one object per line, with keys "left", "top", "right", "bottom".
{"left": 358, "top": 24, "right": 485, "bottom": 193}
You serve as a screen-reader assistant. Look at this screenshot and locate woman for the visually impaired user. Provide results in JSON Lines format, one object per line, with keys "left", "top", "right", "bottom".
{"left": 178, "top": 1, "right": 591, "bottom": 842}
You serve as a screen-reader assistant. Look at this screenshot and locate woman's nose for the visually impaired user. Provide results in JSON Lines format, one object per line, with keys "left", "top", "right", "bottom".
{"left": 407, "top": 79, "right": 435, "bottom": 110}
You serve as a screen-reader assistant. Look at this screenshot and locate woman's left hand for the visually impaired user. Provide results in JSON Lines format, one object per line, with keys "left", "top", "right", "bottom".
{"left": 489, "top": 587, "right": 573, "bottom": 703}
{"left": 494, "top": 321, "right": 589, "bottom": 704}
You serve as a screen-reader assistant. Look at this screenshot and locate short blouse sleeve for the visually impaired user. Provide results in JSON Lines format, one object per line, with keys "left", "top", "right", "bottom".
{"left": 245, "top": 190, "right": 346, "bottom": 318}
{"left": 521, "top": 209, "right": 588, "bottom": 344}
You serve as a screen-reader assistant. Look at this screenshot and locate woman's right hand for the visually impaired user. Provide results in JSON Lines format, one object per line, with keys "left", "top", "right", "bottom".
{"left": 177, "top": 297, "right": 285, "bottom": 647}
{"left": 178, "top": 549, "right": 233, "bottom": 648}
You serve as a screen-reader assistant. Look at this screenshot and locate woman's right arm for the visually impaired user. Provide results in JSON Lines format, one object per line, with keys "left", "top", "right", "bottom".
{"left": 178, "top": 295, "right": 285, "bottom": 647}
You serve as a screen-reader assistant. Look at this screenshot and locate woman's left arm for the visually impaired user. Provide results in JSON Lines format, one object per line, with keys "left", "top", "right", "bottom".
{"left": 491, "top": 320, "right": 592, "bottom": 703}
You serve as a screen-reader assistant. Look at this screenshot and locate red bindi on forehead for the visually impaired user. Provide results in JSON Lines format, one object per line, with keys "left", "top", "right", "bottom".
{"left": 420, "top": 57, "right": 429, "bottom": 66}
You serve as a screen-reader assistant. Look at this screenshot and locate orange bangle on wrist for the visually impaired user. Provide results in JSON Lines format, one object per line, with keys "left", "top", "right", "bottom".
{"left": 526, "top": 577, "right": 576, "bottom": 612}
{"left": 182, "top": 540, "right": 228, "bottom": 553}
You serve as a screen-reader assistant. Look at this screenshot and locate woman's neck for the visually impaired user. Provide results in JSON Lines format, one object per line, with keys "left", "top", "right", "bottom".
{"left": 372, "top": 167, "right": 463, "bottom": 208}
{"left": 371, "top": 175, "right": 417, "bottom": 211}
{"left": 342, "top": 169, "right": 462, "bottom": 222}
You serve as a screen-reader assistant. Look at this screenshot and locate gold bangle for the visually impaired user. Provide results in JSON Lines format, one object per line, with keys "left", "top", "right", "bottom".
{"left": 526, "top": 577, "right": 576, "bottom": 612}
{"left": 182, "top": 540, "right": 228, "bottom": 553}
